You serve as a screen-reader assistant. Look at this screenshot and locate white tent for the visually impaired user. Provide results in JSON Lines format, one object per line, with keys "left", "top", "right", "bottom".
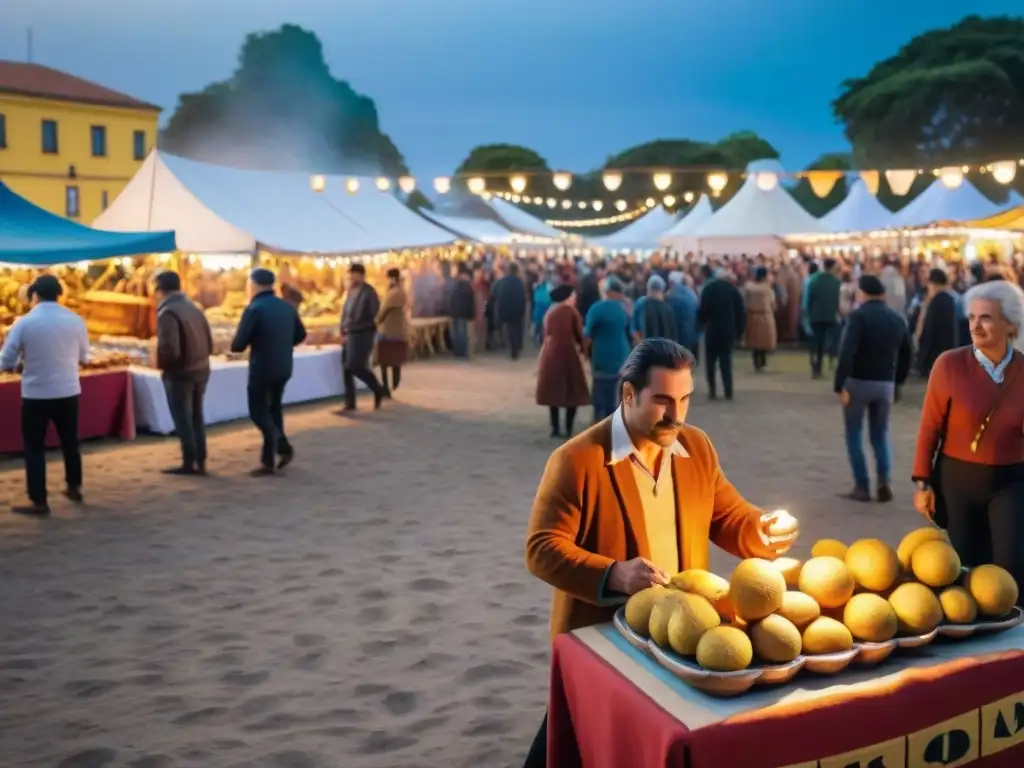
{"left": 488, "top": 198, "right": 566, "bottom": 239}
{"left": 94, "top": 151, "right": 456, "bottom": 254}
{"left": 820, "top": 179, "right": 895, "bottom": 233}
{"left": 890, "top": 180, "right": 1014, "bottom": 229}
{"left": 658, "top": 196, "right": 715, "bottom": 253}
{"left": 587, "top": 207, "right": 676, "bottom": 251}
{"left": 690, "top": 172, "right": 823, "bottom": 254}
{"left": 420, "top": 210, "right": 517, "bottom": 244}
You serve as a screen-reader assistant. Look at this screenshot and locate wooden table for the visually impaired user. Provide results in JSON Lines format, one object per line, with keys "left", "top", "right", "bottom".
{"left": 408, "top": 317, "right": 451, "bottom": 360}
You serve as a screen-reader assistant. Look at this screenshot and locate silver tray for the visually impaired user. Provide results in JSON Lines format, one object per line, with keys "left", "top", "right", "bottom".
{"left": 936, "top": 605, "right": 1024, "bottom": 639}
{"left": 612, "top": 606, "right": 653, "bottom": 655}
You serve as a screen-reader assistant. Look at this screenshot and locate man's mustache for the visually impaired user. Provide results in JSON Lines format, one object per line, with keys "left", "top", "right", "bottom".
{"left": 655, "top": 420, "right": 684, "bottom": 429}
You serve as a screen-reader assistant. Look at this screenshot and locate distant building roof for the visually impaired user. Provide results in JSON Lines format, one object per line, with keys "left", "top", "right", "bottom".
{"left": 0, "top": 61, "right": 160, "bottom": 112}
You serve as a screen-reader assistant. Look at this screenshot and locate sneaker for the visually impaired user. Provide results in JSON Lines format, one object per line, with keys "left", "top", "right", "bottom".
{"left": 63, "top": 487, "right": 84, "bottom": 503}
{"left": 841, "top": 487, "right": 872, "bottom": 502}
{"left": 876, "top": 484, "right": 894, "bottom": 503}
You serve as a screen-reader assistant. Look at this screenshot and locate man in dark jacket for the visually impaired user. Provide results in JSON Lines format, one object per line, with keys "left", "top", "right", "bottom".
{"left": 340, "top": 263, "right": 386, "bottom": 411}
{"left": 697, "top": 269, "right": 746, "bottom": 400}
{"left": 834, "top": 275, "right": 912, "bottom": 502}
{"left": 491, "top": 261, "right": 528, "bottom": 359}
{"left": 916, "top": 267, "right": 960, "bottom": 376}
{"left": 231, "top": 268, "right": 307, "bottom": 475}
{"left": 806, "top": 257, "right": 842, "bottom": 378}
{"left": 575, "top": 259, "right": 606, "bottom": 322}
{"left": 448, "top": 263, "right": 476, "bottom": 358}
{"left": 154, "top": 270, "right": 213, "bottom": 476}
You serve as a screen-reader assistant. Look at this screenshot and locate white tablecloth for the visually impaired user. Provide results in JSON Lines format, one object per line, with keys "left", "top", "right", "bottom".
{"left": 130, "top": 345, "right": 364, "bottom": 434}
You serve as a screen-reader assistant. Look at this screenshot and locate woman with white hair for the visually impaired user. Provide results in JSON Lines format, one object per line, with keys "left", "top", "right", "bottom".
{"left": 912, "top": 279, "right": 1024, "bottom": 603}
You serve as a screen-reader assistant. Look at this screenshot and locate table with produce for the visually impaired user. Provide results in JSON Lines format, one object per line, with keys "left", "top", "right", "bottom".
{"left": 549, "top": 528, "right": 1023, "bottom": 768}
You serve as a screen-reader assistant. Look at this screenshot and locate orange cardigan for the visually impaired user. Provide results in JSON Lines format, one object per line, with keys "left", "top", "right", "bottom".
{"left": 525, "top": 419, "right": 774, "bottom": 638}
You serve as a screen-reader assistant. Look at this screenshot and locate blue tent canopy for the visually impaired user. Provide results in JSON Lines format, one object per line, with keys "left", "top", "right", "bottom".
{"left": 0, "top": 182, "right": 175, "bottom": 266}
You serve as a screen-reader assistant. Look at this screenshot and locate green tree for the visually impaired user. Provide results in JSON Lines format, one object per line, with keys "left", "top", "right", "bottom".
{"left": 453, "top": 144, "right": 551, "bottom": 195}
{"left": 161, "top": 24, "right": 409, "bottom": 177}
{"left": 834, "top": 15, "right": 1024, "bottom": 171}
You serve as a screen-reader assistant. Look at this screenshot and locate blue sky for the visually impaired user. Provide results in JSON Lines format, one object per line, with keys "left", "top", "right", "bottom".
{"left": 2, "top": 0, "right": 1019, "bottom": 178}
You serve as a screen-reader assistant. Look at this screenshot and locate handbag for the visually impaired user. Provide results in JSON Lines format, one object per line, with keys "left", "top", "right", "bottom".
{"left": 931, "top": 358, "right": 1022, "bottom": 528}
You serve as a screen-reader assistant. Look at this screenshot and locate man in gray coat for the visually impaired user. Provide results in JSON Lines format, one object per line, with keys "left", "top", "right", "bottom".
{"left": 340, "top": 263, "right": 386, "bottom": 412}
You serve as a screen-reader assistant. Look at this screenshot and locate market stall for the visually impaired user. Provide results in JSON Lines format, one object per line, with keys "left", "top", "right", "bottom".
{"left": 551, "top": 623, "right": 1023, "bottom": 768}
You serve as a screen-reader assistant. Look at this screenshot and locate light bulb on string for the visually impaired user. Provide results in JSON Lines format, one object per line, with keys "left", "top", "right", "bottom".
{"left": 553, "top": 172, "right": 572, "bottom": 191}
{"left": 707, "top": 172, "right": 728, "bottom": 193}
{"left": 578, "top": 201, "right": 587, "bottom": 209}
{"left": 991, "top": 160, "right": 1017, "bottom": 185}
{"left": 310, "top": 174, "right": 326, "bottom": 193}
{"left": 645, "top": 197, "right": 656, "bottom": 208}
{"left": 592, "top": 200, "right": 603, "bottom": 211}
{"left": 398, "top": 176, "right": 416, "bottom": 194}
{"left": 561, "top": 199, "right": 572, "bottom": 209}
{"left": 602, "top": 171, "right": 623, "bottom": 191}
{"left": 511, "top": 194, "right": 521, "bottom": 203}
{"left": 467, "top": 177, "right": 486, "bottom": 194}
{"left": 533, "top": 197, "right": 543, "bottom": 205}
{"left": 653, "top": 172, "right": 672, "bottom": 191}
{"left": 546, "top": 198, "right": 556, "bottom": 208}
{"left": 755, "top": 172, "right": 778, "bottom": 192}
{"left": 663, "top": 195, "right": 676, "bottom": 207}
{"left": 510, "top": 175, "right": 527, "bottom": 194}
{"left": 345, "top": 177, "right": 359, "bottom": 194}
{"left": 375, "top": 177, "right": 391, "bottom": 192}
{"left": 683, "top": 191, "right": 695, "bottom": 203}
{"left": 615, "top": 199, "right": 627, "bottom": 211}
{"left": 434, "top": 177, "right": 451, "bottom": 194}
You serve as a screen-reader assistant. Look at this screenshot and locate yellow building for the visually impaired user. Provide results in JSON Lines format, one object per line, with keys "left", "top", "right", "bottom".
{"left": 0, "top": 60, "right": 160, "bottom": 224}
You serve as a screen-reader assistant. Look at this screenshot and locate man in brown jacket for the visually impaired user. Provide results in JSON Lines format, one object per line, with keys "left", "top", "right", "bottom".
{"left": 154, "top": 270, "right": 213, "bottom": 476}
{"left": 521, "top": 338, "right": 798, "bottom": 767}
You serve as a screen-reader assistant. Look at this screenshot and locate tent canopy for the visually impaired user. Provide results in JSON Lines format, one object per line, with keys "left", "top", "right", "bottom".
{"left": 588, "top": 206, "right": 676, "bottom": 251}
{"left": 488, "top": 198, "right": 566, "bottom": 239}
{"left": 966, "top": 205, "right": 1024, "bottom": 231}
{"left": 693, "top": 174, "right": 822, "bottom": 238}
{"left": 890, "top": 180, "right": 1014, "bottom": 228}
{"left": 660, "top": 196, "right": 714, "bottom": 240}
{"left": 820, "top": 179, "right": 895, "bottom": 233}
{"left": 0, "top": 181, "right": 175, "bottom": 266}
{"left": 93, "top": 151, "right": 456, "bottom": 255}
{"left": 419, "top": 210, "right": 518, "bottom": 244}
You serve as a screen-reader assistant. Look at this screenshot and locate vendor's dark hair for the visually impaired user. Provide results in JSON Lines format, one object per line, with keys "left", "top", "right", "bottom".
{"left": 154, "top": 271, "right": 182, "bottom": 293}
{"left": 619, "top": 338, "right": 695, "bottom": 397}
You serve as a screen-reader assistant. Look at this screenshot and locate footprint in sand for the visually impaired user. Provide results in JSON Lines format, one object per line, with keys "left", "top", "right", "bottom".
{"left": 55, "top": 748, "right": 118, "bottom": 767}
{"left": 382, "top": 690, "right": 418, "bottom": 715}
{"left": 220, "top": 669, "right": 270, "bottom": 686}
{"left": 62, "top": 679, "right": 120, "bottom": 698}
{"left": 171, "top": 706, "right": 228, "bottom": 725}
{"left": 356, "top": 731, "right": 418, "bottom": 755}
{"left": 408, "top": 577, "right": 453, "bottom": 592}
{"left": 292, "top": 633, "right": 326, "bottom": 648}
{"left": 461, "top": 660, "right": 528, "bottom": 684}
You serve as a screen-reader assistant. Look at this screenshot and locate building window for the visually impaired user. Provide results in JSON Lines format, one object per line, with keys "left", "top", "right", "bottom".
{"left": 101, "top": 190, "right": 109, "bottom": 210}
{"left": 0, "top": 113, "right": 6, "bottom": 149}
{"left": 42, "top": 119, "right": 58, "bottom": 154}
{"left": 91, "top": 125, "right": 107, "bottom": 157}
{"left": 66, "top": 185, "right": 80, "bottom": 218}
{"left": 133, "top": 130, "right": 146, "bottom": 160}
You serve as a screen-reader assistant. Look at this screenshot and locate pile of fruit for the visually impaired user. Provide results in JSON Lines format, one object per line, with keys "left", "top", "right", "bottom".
{"left": 623, "top": 527, "right": 1019, "bottom": 674}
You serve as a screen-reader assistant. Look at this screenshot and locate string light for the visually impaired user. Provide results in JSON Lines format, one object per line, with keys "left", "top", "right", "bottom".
{"left": 510, "top": 175, "right": 527, "bottom": 193}
{"left": 663, "top": 195, "right": 676, "bottom": 207}
{"left": 592, "top": 200, "right": 603, "bottom": 211}
{"left": 511, "top": 194, "right": 521, "bottom": 203}
{"left": 652, "top": 172, "right": 672, "bottom": 191}
{"left": 553, "top": 172, "right": 572, "bottom": 191}
{"left": 398, "top": 176, "right": 416, "bottom": 194}
{"left": 707, "top": 172, "right": 728, "bottom": 193}
{"left": 645, "top": 197, "right": 656, "bottom": 207}
{"left": 577, "top": 201, "right": 587, "bottom": 209}
{"left": 546, "top": 197, "right": 556, "bottom": 208}
{"left": 683, "top": 191, "right": 695, "bottom": 203}
{"left": 545, "top": 206, "right": 650, "bottom": 228}
{"left": 991, "top": 161, "right": 1017, "bottom": 185}
{"left": 602, "top": 171, "right": 623, "bottom": 191}
{"left": 434, "top": 177, "right": 451, "bottom": 194}
{"left": 467, "top": 177, "right": 486, "bottom": 194}
{"left": 345, "top": 177, "right": 359, "bottom": 194}
{"left": 375, "top": 177, "right": 391, "bottom": 191}
{"left": 614, "top": 199, "right": 627, "bottom": 211}
{"left": 561, "top": 199, "right": 572, "bottom": 209}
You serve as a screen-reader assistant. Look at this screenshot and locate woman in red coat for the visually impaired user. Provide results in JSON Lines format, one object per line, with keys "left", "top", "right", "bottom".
{"left": 535, "top": 284, "right": 591, "bottom": 438}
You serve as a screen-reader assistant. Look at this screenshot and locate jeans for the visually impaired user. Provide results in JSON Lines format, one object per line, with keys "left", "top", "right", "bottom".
{"left": 451, "top": 318, "right": 470, "bottom": 358}
{"left": 342, "top": 346, "right": 384, "bottom": 408}
{"left": 163, "top": 375, "right": 209, "bottom": 469}
{"left": 842, "top": 378, "right": 894, "bottom": 490}
{"left": 704, "top": 341, "right": 734, "bottom": 398}
{"left": 810, "top": 321, "right": 837, "bottom": 375}
{"left": 247, "top": 378, "right": 290, "bottom": 468}
{"left": 503, "top": 320, "right": 524, "bottom": 360}
{"left": 592, "top": 374, "right": 619, "bottom": 422}
{"left": 21, "top": 395, "right": 82, "bottom": 505}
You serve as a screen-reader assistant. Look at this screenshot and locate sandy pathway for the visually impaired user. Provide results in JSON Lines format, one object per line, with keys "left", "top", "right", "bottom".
{"left": 0, "top": 351, "right": 929, "bottom": 768}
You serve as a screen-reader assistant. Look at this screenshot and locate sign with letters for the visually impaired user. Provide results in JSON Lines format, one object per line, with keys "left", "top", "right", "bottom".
{"left": 906, "top": 710, "right": 978, "bottom": 767}
{"left": 819, "top": 736, "right": 906, "bottom": 768}
{"left": 981, "top": 691, "right": 1024, "bottom": 757}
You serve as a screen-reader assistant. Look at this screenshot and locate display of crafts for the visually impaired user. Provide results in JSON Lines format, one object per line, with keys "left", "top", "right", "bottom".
{"left": 614, "top": 527, "right": 1021, "bottom": 696}
{"left": 80, "top": 350, "right": 135, "bottom": 371}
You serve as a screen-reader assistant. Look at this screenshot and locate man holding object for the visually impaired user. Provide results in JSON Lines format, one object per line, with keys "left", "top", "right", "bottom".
{"left": 522, "top": 338, "right": 798, "bottom": 767}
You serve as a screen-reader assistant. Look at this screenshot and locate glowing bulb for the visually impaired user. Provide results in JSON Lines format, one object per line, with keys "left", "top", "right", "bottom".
{"left": 707, "top": 172, "right": 728, "bottom": 193}
{"left": 938, "top": 167, "right": 964, "bottom": 190}
{"left": 546, "top": 198, "right": 556, "bottom": 208}
{"left": 345, "top": 177, "right": 359, "bottom": 194}
{"left": 602, "top": 171, "right": 623, "bottom": 191}
{"left": 398, "top": 176, "right": 416, "bottom": 194}
{"left": 652, "top": 172, "right": 672, "bottom": 191}
{"left": 561, "top": 199, "right": 572, "bottom": 209}
{"left": 578, "top": 201, "right": 587, "bottom": 209}
{"left": 533, "top": 197, "right": 543, "bottom": 205}
{"left": 683, "top": 191, "right": 695, "bottom": 203}
{"left": 467, "top": 177, "right": 486, "bottom": 194}
{"left": 310, "top": 175, "right": 326, "bottom": 193}
{"left": 755, "top": 172, "right": 778, "bottom": 192}
{"left": 481, "top": 192, "right": 492, "bottom": 200}
{"left": 663, "top": 195, "right": 676, "bottom": 207}
{"left": 511, "top": 194, "right": 521, "bottom": 203}
{"left": 510, "top": 175, "right": 527, "bottom": 194}
{"left": 552, "top": 172, "right": 572, "bottom": 191}
{"left": 991, "top": 160, "right": 1017, "bottom": 185}
{"left": 614, "top": 199, "right": 627, "bottom": 211}
{"left": 375, "top": 177, "right": 391, "bottom": 191}
{"left": 592, "top": 200, "right": 603, "bottom": 211}
{"left": 434, "top": 177, "right": 451, "bottom": 194}
{"left": 645, "top": 197, "right": 656, "bottom": 208}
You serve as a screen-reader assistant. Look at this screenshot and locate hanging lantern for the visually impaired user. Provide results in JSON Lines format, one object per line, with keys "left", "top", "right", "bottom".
{"left": 991, "top": 160, "right": 1017, "bottom": 185}
{"left": 577, "top": 201, "right": 587, "bottom": 209}
{"left": 652, "top": 172, "right": 672, "bottom": 191}
{"left": 663, "top": 195, "right": 676, "bottom": 207}
{"left": 510, "top": 175, "right": 527, "bottom": 194}
{"left": 467, "top": 177, "right": 486, "bottom": 194}
{"left": 592, "top": 200, "right": 603, "bottom": 211}
{"left": 602, "top": 171, "right": 623, "bottom": 191}
{"left": 398, "top": 176, "right": 416, "bottom": 194}
{"left": 938, "top": 166, "right": 964, "bottom": 190}
{"left": 561, "top": 199, "right": 572, "bottom": 209}
{"left": 645, "top": 197, "right": 656, "bottom": 208}
{"left": 511, "top": 194, "right": 521, "bottom": 203}
{"left": 885, "top": 169, "right": 916, "bottom": 196}
{"left": 434, "top": 177, "right": 451, "bottom": 194}
{"left": 755, "top": 172, "right": 778, "bottom": 192}
{"left": 707, "top": 172, "right": 728, "bottom": 193}
{"left": 546, "top": 198, "right": 557, "bottom": 208}
{"left": 683, "top": 191, "right": 695, "bottom": 203}
{"left": 310, "top": 174, "right": 326, "bottom": 193}
{"left": 615, "top": 199, "right": 627, "bottom": 211}
{"left": 859, "top": 170, "right": 880, "bottom": 196}
{"left": 533, "top": 197, "right": 543, "bottom": 205}
{"left": 803, "top": 170, "right": 843, "bottom": 198}
{"left": 345, "top": 177, "right": 359, "bottom": 194}
{"left": 553, "top": 172, "right": 572, "bottom": 191}
{"left": 375, "top": 177, "right": 391, "bottom": 192}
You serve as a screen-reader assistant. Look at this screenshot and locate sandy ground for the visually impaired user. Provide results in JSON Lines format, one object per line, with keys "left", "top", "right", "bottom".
{"left": 0, "top": 349, "right": 931, "bottom": 768}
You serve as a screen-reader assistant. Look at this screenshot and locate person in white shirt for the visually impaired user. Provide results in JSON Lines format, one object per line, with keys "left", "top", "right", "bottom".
{"left": 0, "top": 275, "right": 90, "bottom": 515}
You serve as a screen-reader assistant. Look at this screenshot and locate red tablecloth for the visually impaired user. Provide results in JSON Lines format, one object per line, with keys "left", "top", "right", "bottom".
{"left": 0, "top": 370, "right": 136, "bottom": 454}
{"left": 549, "top": 624, "right": 1024, "bottom": 768}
